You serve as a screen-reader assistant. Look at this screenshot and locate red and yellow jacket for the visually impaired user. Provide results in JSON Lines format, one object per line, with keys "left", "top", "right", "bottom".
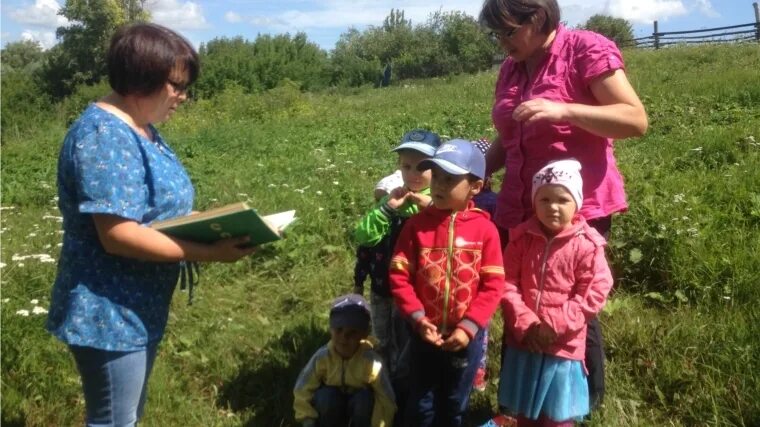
{"left": 389, "top": 202, "right": 505, "bottom": 338}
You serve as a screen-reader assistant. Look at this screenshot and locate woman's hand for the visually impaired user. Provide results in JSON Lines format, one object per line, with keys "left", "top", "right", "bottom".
{"left": 210, "top": 236, "right": 257, "bottom": 262}
{"left": 513, "top": 98, "right": 569, "bottom": 124}
{"left": 442, "top": 328, "right": 471, "bottom": 352}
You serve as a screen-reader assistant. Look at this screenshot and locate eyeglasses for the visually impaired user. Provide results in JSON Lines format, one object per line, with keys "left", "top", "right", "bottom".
{"left": 490, "top": 26, "right": 520, "bottom": 41}
{"left": 167, "top": 79, "right": 189, "bottom": 94}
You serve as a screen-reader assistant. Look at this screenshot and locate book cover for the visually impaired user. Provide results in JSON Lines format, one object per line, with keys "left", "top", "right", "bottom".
{"left": 151, "top": 202, "right": 296, "bottom": 246}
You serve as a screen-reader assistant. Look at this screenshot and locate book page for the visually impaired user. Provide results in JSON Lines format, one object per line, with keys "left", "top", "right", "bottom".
{"left": 262, "top": 210, "right": 297, "bottom": 233}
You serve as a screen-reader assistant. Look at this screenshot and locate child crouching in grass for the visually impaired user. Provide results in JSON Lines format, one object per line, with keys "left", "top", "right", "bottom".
{"left": 390, "top": 139, "right": 505, "bottom": 427}
{"left": 293, "top": 294, "right": 396, "bottom": 427}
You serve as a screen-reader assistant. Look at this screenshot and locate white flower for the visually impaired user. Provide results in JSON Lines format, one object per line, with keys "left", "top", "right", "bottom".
{"left": 333, "top": 181, "right": 339, "bottom": 185}
{"left": 316, "top": 191, "right": 323, "bottom": 195}
{"left": 682, "top": 216, "right": 689, "bottom": 221}
{"left": 17, "top": 263, "right": 25, "bottom": 267}
{"left": 30, "top": 299, "right": 39, "bottom": 305}
{"left": 28, "top": 233, "right": 37, "bottom": 237}
{"left": 57, "top": 243, "right": 63, "bottom": 247}
{"left": 43, "top": 215, "right": 63, "bottom": 222}
{"left": 345, "top": 160, "right": 354, "bottom": 164}
{"left": 16, "top": 309, "right": 30, "bottom": 316}
{"left": 690, "top": 147, "right": 703, "bottom": 152}
{"left": 0, "top": 206, "right": 16, "bottom": 210}
{"left": 0, "top": 262, "right": 5, "bottom": 269}
{"left": 2, "top": 298, "right": 9, "bottom": 303}
{"left": 32, "top": 306, "right": 48, "bottom": 315}
{"left": 236, "top": 193, "right": 248, "bottom": 197}
{"left": 673, "top": 194, "right": 685, "bottom": 203}
{"left": 318, "top": 207, "right": 325, "bottom": 211}
{"left": 281, "top": 184, "right": 289, "bottom": 188}
{"left": 257, "top": 163, "right": 264, "bottom": 167}
{"left": 268, "top": 184, "right": 277, "bottom": 188}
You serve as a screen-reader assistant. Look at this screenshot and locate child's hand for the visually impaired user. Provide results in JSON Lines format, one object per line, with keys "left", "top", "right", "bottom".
{"left": 406, "top": 192, "right": 432, "bottom": 210}
{"left": 523, "top": 323, "right": 544, "bottom": 353}
{"left": 442, "top": 328, "right": 470, "bottom": 352}
{"left": 386, "top": 187, "right": 410, "bottom": 210}
{"left": 536, "top": 322, "right": 557, "bottom": 347}
{"left": 417, "top": 317, "right": 443, "bottom": 346}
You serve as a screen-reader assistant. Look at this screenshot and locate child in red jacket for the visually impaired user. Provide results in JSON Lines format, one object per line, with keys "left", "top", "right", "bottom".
{"left": 390, "top": 139, "right": 505, "bottom": 427}
{"left": 498, "top": 159, "right": 613, "bottom": 427}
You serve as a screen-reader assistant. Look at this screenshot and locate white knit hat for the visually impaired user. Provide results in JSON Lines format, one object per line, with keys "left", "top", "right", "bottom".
{"left": 531, "top": 159, "right": 584, "bottom": 210}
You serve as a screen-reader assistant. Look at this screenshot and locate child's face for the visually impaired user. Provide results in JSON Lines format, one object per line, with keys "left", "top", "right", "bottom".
{"left": 534, "top": 184, "right": 577, "bottom": 235}
{"left": 430, "top": 166, "right": 483, "bottom": 211}
{"left": 330, "top": 326, "right": 369, "bottom": 359}
{"left": 398, "top": 151, "right": 432, "bottom": 192}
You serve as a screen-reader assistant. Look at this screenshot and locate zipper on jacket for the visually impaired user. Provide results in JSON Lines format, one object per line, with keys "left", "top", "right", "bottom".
{"left": 441, "top": 211, "right": 457, "bottom": 335}
{"left": 340, "top": 358, "right": 346, "bottom": 391}
{"left": 534, "top": 236, "right": 555, "bottom": 313}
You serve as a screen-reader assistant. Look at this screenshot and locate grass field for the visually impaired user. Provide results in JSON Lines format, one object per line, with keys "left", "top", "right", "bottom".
{"left": 1, "top": 43, "right": 759, "bottom": 426}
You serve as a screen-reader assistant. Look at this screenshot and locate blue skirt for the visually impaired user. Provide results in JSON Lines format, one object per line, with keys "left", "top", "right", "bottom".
{"left": 497, "top": 347, "right": 589, "bottom": 422}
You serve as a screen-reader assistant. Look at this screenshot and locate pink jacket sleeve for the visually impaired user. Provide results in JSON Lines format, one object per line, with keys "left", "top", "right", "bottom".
{"left": 458, "top": 223, "right": 505, "bottom": 337}
{"left": 548, "top": 242, "right": 613, "bottom": 337}
{"left": 501, "top": 237, "right": 541, "bottom": 343}
{"left": 389, "top": 220, "right": 425, "bottom": 322}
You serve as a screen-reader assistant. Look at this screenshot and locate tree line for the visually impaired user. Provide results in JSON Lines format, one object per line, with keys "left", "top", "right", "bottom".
{"left": 0, "top": 0, "right": 633, "bottom": 136}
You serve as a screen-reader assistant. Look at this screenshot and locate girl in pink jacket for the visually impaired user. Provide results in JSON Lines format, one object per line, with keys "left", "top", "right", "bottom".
{"left": 498, "top": 159, "right": 613, "bottom": 427}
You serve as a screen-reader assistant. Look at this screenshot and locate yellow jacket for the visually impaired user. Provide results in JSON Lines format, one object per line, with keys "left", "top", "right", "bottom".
{"left": 293, "top": 339, "right": 396, "bottom": 426}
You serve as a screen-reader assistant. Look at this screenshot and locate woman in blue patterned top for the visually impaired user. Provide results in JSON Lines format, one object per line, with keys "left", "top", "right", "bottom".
{"left": 46, "top": 23, "right": 256, "bottom": 426}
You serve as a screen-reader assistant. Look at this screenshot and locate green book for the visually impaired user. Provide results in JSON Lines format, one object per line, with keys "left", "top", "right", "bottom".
{"left": 151, "top": 202, "right": 296, "bottom": 246}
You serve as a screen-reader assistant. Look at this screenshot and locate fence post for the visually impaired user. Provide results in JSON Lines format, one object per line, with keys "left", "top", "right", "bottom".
{"left": 653, "top": 20, "right": 660, "bottom": 49}
{"left": 754, "top": 2, "right": 760, "bottom": 41}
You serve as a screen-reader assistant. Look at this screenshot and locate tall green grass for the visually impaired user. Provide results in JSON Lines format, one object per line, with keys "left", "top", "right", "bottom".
{"left": 1, "top": 43, "right": 758, "bottom": 426}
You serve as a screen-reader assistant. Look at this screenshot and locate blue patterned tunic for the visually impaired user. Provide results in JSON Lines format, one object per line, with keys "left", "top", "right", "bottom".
{"left": 47, "top": 104, "right": 194, "bottom": 351}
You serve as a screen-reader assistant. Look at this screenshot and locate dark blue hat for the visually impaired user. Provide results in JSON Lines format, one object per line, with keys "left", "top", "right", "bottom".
{"left": 391, "top": 129, "right": 442, "bottom": 157}
{"left": 329, "top": 294, "right": 371, "bottom": 331}
{"left": 417, "top": 139, "right": 486, "bottom": 179}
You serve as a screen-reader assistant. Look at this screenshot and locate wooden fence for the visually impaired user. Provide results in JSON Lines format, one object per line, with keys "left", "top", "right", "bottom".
{"left": 620, "top": 1, "right": 760, "bottom": 49}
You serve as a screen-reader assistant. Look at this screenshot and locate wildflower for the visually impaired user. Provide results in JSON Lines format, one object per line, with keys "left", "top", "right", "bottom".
{"left": 345, "top": 160, "right": 354, "bottom": 164}
{"left": 0, "top": 206, "right": 16, "bottom": 211}
{"left": 318, "top": 207, "right": 325, "bottom": 211}
{"left": 687, "top": 228, "right": 699, "bottom": 236}
{"left": 257, "top": 163, "right": 264, "bottom": 167}
{"left": 673, "top": 193, "right": 685, "bottom": 203}
{"left": 0, "top": 262, "right": 5, "bottom": 269}
{"left": 16, "top": 309, "right": 30, "bottom": 316}
{"left": 236, "top": 193, "right": 249, "bottom": 197}
{"left": 316, "top": 191, "right": 323, "bottom": 195}
{"left": 32, "top": 306, "right": 48, "bottom": 315}
{"left": 282, "top": 184, "right": 289, "bottom": 188}
{"left": 31, "top": 299, "right": 39, "bottom": 305}
{"left": 43, "top": 215, "right": 63, "bottom": 222}
{"left": 1, "top": 298, "right": 9, "bottom": 303}
{"left": 690, "top": 147, "right": 703, "bottom": 152}
{"left": 28, "top": 233, "right": 37, "bottom": 237}
{"left": 268, "top": 184, "right": 277, "bottom": 188}
{"left": 333, "top": 181, "right": 339, "bottom": 185}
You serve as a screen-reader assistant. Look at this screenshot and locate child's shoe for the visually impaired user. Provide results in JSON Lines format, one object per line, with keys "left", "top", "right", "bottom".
{"left": 472, "top": 367, "right": 487, "bottom": 392}
{"left": 479, "top": 414, "right": 517, "bottom": 427}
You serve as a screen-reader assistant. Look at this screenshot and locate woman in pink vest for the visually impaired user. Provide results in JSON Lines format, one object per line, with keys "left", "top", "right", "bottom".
{"left": 479, "top": 0, "right": 647, "bottom": 414}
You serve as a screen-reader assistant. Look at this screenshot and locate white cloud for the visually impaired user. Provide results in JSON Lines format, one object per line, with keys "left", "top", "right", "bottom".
{"left": 558, "top": 0, "right": 688, "bottom": 25}
{"left": 9, "top": 0, "right": 69, "bottom": 29}
{"left": 225, "top": 11, "right": 243, "bottom": 23}
{"left": 147, "top": 0, "right": 209, "bottom": 30}
{"left": 20, "top": 29, "right": 57, "bottom": 49}
{"left": 693, "top": 0, "right": 719, "bottom": 18}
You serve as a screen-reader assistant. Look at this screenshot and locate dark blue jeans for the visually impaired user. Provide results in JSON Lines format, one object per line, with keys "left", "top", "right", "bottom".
{"left": 403, "top": 329, "right": 485, "bottom": 427}
{"left": 312, "top": 385, "right": 373, "bottom": 427}
{"left": 69, "top": 343, "right": 159, "bottom": 427}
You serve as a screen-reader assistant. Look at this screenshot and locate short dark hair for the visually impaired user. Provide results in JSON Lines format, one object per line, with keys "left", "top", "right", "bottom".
{"left": 107, "top": 23, "right": 199, "bottom": 97}
{"left": 479, "top": 0, "right": 561, "bottom": 35}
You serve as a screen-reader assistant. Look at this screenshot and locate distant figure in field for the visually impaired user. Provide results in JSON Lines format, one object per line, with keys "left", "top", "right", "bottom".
{"left": 46, "top": 23, "right": 255, "bottom": 426}
{"left": 479, "top": 0, "right": 648, "bottom": 412}
{"left": 293, "top": 294, "right": 396, "bottom": 427}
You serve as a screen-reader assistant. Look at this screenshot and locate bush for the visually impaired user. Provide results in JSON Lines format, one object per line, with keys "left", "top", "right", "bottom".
{"left": 581, "top": 14, "right": 634, "bottom": 47}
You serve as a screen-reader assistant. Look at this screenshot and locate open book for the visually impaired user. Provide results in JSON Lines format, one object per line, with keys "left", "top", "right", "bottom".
{"left": 151, "top": 202, "right": 296, "bottom": 246}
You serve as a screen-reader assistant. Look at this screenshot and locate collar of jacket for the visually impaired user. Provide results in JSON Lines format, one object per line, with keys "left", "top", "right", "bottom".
{"left": 421, "top": 200, "right": 486, "bottom": 220}
{"left": 511, "top": 214, "right": 591, "bottom": 242}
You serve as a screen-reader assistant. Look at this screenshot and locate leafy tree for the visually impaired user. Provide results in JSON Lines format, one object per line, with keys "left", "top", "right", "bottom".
{"left": 195, "top": 33, "right": 330, "bottom": 98}
{"left": 39, "top": 0, "right": 150, "bottom": 99}
{"left": 0, "top": 40, "right": 45, "bottom": 73}
{"left": 581, "top": 14, "right": 634, "bottom": 47}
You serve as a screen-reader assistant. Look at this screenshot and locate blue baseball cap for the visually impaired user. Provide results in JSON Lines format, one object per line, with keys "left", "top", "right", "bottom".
{"left": 391, "top": 129, "right": 441, "bottom": 157}
{"left": 329, "top": 294, "right": 371, "bottom": 331}
{"left": 417, "top": 139, "right": 486, "bottom": 179}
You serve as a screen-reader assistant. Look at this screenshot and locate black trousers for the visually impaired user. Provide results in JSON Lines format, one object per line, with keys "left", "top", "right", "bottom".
{"left": 497, "top": 215, "right": 611, "bottom": 408}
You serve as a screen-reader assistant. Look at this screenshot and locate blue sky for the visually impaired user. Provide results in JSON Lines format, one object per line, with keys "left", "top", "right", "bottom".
{"left": 1, "top": 0, "right": 755, "bottom": 50}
